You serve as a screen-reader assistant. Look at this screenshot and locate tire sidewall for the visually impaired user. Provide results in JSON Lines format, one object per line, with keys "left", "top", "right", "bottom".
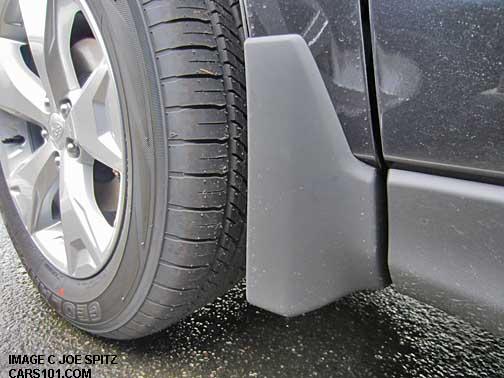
{"left": 0, "top": 0, "right": 168, "bottom": 334}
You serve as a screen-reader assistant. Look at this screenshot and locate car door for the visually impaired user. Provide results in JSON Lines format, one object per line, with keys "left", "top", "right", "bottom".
{"left": 370, "top": 0, "right": 504, "bottom": 334}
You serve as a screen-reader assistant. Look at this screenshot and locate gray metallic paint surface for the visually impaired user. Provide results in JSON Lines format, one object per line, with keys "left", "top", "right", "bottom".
{"left": 370, "top": 0, "right": 504, "bottom": 179}
{"left": 244, "top": 0, "right": 377, "bottom": 163}
{"left": 389, "top": 170, "right": 504, "bottom": 335}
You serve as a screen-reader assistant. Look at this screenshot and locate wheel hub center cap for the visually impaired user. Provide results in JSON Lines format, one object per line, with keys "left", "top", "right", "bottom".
{"left": 48, "top": 113, "right": 66, "bottom": 143}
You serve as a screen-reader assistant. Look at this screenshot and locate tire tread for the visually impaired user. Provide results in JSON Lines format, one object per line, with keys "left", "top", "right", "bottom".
{"left": 105, "top": 0, "right": 247, "bottom": 339}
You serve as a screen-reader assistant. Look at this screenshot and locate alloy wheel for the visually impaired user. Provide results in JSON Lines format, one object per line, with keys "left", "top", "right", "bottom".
{"left": 0, "top": 0, "right": 126, "bottom": 278}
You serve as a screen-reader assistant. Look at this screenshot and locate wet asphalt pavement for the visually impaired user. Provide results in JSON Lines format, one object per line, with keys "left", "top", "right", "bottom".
{"left": 1, "top": 220, "right": 504, "bottom": 378}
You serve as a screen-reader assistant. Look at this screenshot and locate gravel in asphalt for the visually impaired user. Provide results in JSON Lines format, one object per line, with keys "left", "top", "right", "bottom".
{"left": 0, "top": 220, "right": 503, "bottom": 378}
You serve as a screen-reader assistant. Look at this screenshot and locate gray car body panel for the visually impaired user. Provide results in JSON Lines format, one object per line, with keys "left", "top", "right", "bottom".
{"left": 245, "top": 0, "right": 504, "bottom": 180}
{"left": 245, "top": 35, "right": 389, "bottom": 317}
{"left": 370, "top": 0, "right": 504, "bottom": 181}
{"left": 242, "top": 0, "right": 504, "bottom": 334}
{"left": 243, "top": 0, "right": 377, "bottom": 164}
{"left": 388, "top": 170, "right": 504, "bottom": 335}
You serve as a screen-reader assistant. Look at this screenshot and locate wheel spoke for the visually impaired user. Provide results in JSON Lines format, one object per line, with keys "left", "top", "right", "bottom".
{"left": 8, "top": 143, "right": 58, "bottom": 233}
{"left": 1, "top": 0, "right": 125, "bottom": 279}
{"left": 0, "top": 38, "right": 49, "bottom": 125}
{"left": 69, "top": 61, "right": 123, "bottom": 172}
{"left": 59, "top": 154, "right": 113, "bottom": 272}
{"left": 33, "top": 222, "right": 66, "bottom": 268}
{"left": 19, "top": 0, "right": 80, "bottom": 104}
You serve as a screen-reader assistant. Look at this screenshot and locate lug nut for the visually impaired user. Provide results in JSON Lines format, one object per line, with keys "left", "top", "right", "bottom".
{"left": 66, "top": 141, "right": 80, "bottom": 158}
{"left": 60, "top": 101, "right": 72, "bottom": 118}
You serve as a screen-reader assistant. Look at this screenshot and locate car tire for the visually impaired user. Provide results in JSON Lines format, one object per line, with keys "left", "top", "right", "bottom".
{"left": 0, "top": 0, "right": 247, "bottom": 340}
